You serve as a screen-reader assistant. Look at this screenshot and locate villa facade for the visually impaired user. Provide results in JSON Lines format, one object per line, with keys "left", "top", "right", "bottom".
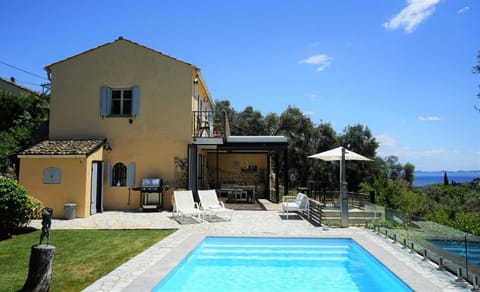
{"left": 18, "top": 38, "right": 288, "bottom": 218}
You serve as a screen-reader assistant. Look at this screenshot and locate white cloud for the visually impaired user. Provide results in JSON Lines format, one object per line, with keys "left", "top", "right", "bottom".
{"left": 418, "top": 116, "right": 443, "bottom": 121}
{"left": 384, "top": 0, "right": 441, "bottom": 33}
{"left": 299, "top": 54, "right": 333, "bottom": 72}
{"left": 376, "top": 135, "right": 397, "bottom": 147}
{"left": 457, "top": 6, "right": 470, "bottom": 14}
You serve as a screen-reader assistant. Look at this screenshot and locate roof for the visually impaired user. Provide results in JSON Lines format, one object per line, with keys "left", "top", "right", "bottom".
{"left": 217, "top": 135, "right": 288, "bottom": 152}
{"left": 227, "top": 136, "right": 288, "bottom": 143}
{"left": 18, "top": 138, "right": 106, "bottom": 157}
{"left": 0, "top": 77, "right": 39, "bottom": 95}
{"left": 44, "top": 37, "right": 197, "bottom": 72}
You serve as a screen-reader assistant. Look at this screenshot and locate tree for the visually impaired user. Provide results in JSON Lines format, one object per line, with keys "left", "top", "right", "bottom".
{"left": 0, "top": 91, "right": 49, "bottom": 177}
{"left": 339, "top": 124, "right": 380, "bottom": 191}
{"left": 277, "top": 106, "right": 315, "bottom": 188}
{"left": 385, "top": 156, "right": 403, "bottom": 181}
{"left": 264, "top": 112, "right": 280, "bottom": 135}
{"left": 444, "top": 172, "right": 449, "bottom": 185}
{"left": 233, "top": 106, "right": 267, "bottom": 135}
{"left": 403, "top": 163, "right": 415, "bottom": 185}
{"left": 309, "top": 123, "right": 339, "bottom": 191}
{"left": 474, "top": 51, "right": 480, "bottom": 110}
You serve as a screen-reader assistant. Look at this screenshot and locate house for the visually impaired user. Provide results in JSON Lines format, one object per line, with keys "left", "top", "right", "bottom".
{"left": 18, "top": 37, "right": 288, "bottom": 218}
{"left": 0, "top": 77, "right": 39, "bottom": 96}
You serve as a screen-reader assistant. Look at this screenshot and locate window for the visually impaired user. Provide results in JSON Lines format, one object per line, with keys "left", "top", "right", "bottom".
{"left": 111, "top": 89, "right": 132, "bottom": 115}
{"left": 100, "top": 86, "right": 139, "bottom": 117}
{"left": 112, "top": 163, "right": 127, "bottom": 186}
{"left": 108, "top": 162, "right": 135, "bottom": 187}
{"left": 43, "top": 167, "right": 61, "bottom": 184}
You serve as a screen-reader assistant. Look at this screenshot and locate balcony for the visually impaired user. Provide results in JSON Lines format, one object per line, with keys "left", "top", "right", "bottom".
{"left": 192, "top": 110, "right": 230, "bottom": 143}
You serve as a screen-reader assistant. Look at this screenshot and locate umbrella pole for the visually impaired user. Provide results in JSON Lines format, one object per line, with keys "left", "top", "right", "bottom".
{"left": 340, "top": 147, "right": 348, "bottom": 227}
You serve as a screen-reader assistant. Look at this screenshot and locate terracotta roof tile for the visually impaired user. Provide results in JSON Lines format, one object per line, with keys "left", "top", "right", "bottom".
{"left": 19, "top": 138, "right": 106, "bottom": 156}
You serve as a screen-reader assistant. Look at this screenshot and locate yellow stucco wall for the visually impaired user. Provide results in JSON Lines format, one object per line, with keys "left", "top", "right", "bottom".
{"left": 19, "top": 148, "right": 105, "bottom": 218}
{"left": 44, "top": 39, "right": 212, "bottom": 211}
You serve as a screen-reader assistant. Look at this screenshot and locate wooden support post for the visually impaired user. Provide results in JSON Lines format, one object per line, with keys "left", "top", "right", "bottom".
{"left": 21, "top": 244, "right": 56, "bottom": 292}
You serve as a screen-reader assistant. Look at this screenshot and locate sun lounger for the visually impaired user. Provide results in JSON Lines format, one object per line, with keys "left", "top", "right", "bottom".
{"left": 173, "top": 190, "right": 205, "bottom": 223}
{"left": 198, "top": 190, "right": 233, "bottom": 221}
{"left": 282, "top": 193, "right": 309, "bottom": 219}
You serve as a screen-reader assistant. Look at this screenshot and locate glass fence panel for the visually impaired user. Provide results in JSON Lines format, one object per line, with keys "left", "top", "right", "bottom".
{"left": 365, "top": 204, "right": 480, "bottom": 286}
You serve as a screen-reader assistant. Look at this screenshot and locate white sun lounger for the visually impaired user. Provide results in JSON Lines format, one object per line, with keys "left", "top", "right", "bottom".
{"left": 173, "top": 190, "right": 205, "bottom": 223}
{"left": 198, "top": 190, "right": 233, "bottom": 221}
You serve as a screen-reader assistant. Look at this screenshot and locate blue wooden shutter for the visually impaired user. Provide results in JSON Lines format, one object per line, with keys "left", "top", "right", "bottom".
{"left": 100, "top": 86, "right": 111, "bottom": 117}
{"left": 127, "top": 162, "right": 135, "bottom": 186}
{"left": 42, "top": 167, "right": 52, "bottom": 183}
{"left": 132, "top": 86, "right": 140, "bottom": 116}
{"left": 52, "top": 168, "right": 61, "bottom": 183}
{"left": 107, "top": 163, "right": 112, "bottom": 186}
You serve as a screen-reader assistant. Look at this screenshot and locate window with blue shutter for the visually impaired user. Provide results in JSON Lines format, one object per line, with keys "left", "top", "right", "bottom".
{"left": 100, "top": 86, "right": 139, "bottom": 117}
{"left": 43, "top": 167, "right": 61, "bottom": 184}
{"left": 107, "top": 162, "right": 135, "bottom": 187}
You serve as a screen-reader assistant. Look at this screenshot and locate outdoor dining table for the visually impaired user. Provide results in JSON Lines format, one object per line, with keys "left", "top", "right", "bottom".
{"left": 221, "top": 185, "right": 257, "bottom": 203}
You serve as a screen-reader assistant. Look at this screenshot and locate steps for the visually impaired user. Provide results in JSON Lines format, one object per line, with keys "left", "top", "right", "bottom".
{"left": 323, "top": 208, "right": 381, "bottom": 226}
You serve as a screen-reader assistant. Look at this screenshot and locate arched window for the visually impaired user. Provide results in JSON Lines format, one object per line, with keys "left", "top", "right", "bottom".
{"left": 112, "top": 163, "right": 127, "bottom": 186}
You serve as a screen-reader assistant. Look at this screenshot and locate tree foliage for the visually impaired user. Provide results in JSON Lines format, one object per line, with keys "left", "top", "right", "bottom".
{"left": 214, "top": 100, "right": 382, "bottom": 191}
{"left": 0, "top": 91, "right": 49, "bottom": 177}
{"left": 474, "top": 50, "right": 480, "bottom": 110}
{"left": 0, "top": 177, "right": 43, "bottom": 239}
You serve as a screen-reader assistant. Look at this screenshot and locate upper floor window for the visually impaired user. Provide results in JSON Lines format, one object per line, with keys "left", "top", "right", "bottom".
{"left": 100, "top": 86, "right": 139, "bottom": 117}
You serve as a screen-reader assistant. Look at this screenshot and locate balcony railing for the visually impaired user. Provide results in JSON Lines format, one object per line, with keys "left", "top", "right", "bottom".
{"left": 192, "top": 110, "right": 230, "bottom": 138}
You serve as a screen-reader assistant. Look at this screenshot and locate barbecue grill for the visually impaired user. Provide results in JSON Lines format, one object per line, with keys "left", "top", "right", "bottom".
{"left": 132, "top": 178, "right": 164, "bottom": 210}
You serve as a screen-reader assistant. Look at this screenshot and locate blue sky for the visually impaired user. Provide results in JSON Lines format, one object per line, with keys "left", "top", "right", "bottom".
{"left": 1, "top": 0, "right": 479, "bottom": 171}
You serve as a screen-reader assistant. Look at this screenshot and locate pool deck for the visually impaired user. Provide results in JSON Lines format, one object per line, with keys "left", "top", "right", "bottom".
{"left": 29, "top": 201, "right": 472, "bottom": 291}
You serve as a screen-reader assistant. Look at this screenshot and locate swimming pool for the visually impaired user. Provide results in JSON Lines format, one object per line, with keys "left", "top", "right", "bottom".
{"left": 153, "top": 237, "right": 412, "bottom": 291}
{"left": 430, "top": 239, "right": 480, "bottom": 266}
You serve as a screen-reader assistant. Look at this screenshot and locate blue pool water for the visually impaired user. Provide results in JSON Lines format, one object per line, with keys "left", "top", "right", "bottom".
{"left": 430, "top": 240, "right": 480, "bottom": 266}
{"left": 153, "top": 237, "right": 412, "bottom": 292}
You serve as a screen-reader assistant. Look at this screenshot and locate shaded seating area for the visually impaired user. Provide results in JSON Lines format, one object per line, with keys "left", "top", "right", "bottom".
{"left": 198, "top": 190, "right": 233, "bottom": 221}
{"left": 173, "top": 190, "right": 205, "bottom": 223}
{"left": 282, "top": 193, "right": 309, "bottom": 219}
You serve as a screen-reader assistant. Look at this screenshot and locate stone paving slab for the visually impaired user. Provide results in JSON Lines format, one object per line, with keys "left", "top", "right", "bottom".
{"left": 29, "top": 209, "right": 472, "bottom": 291}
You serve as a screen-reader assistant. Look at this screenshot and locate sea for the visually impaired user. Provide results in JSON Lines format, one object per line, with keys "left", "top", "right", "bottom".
{"left": 413, "top": 171, "right": 480, "bottom": 186}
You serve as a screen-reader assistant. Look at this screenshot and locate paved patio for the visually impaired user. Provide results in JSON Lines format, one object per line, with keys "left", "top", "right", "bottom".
{"left": 28, "top": 200, "right": 472, "bottom": 291}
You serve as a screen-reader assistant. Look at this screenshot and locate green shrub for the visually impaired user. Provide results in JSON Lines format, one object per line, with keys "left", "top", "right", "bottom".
{"left": 0, "top": 177, "right": 43, "bottom": 238}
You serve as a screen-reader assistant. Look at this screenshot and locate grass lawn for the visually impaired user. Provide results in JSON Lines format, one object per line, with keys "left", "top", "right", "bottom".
{"left": 0, "top": 228, "right": 176, "bottom": 292}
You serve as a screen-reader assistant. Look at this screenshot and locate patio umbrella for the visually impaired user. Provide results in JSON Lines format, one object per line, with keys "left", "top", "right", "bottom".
{"left": 308, "top": 146, "right": 372, "bottom": 227}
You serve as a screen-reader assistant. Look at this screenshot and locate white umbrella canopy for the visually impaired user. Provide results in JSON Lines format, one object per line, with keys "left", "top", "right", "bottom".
{"left": 308, "top": 146, "right": 372, "bottom": 227}
{"left": 308, "top": 146, "right": 372, "bottom": 161}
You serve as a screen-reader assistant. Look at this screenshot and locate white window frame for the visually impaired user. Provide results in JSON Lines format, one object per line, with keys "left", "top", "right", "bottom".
{"left": 100, "top": 86, "right": 139, "bottom": 117}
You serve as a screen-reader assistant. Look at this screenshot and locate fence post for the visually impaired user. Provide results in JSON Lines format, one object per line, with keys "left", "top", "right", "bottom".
{"left": 456, "top": 267, "right": 463, "bottom": 282}
{"left": 437, "top": 258, "right": 444, "bottom": 271}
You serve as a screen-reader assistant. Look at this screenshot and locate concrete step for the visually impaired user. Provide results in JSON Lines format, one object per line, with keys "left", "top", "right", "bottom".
{"left": 322, "top": 209, "right": 380, "bottom": 225}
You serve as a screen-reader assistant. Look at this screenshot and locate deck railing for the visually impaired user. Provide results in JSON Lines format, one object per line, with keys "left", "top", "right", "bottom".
{"left": 192, "top": 110, "right": 230, "bottom": 138}
{"left": 304, "top": 189, "right": 370, "bottom": 209}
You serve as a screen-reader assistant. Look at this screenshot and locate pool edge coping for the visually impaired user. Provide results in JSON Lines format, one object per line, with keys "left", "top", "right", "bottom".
{"left": 123, "top": 229, "right": 458, "bottom": 291}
